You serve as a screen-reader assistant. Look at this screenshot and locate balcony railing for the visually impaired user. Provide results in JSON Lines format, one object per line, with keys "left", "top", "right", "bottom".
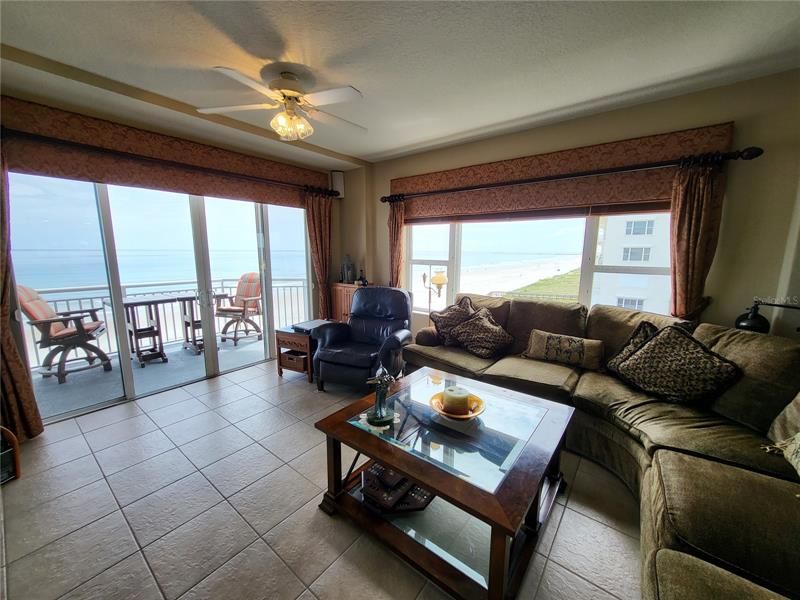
{"left": 21, "top": 278, "right": 309, "bottom": 368}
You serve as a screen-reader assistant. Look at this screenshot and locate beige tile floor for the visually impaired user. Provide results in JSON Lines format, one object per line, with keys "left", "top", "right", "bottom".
{"left": 1, "top": 361, "right": 641, "bottom": 600}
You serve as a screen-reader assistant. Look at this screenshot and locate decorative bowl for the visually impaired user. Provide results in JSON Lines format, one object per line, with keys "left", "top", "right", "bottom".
{"left": 429, "top": 392, "right": 485, "bottom": 420}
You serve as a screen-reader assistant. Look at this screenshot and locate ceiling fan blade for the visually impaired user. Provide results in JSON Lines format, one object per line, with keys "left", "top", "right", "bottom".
{"left": 301, "top": 105, "right": 368, "bottom": 133}
{"left": 302, "top": 86, "right": 362, "bottom": 107}
{"left": 213, "top": 67, "right": 283, "bottom": 102}
{"left": 197, "top": 103, "right": 280, "bottom": 114}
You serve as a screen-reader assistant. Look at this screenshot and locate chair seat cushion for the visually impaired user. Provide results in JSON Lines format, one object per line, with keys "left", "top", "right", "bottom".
{"left": 216, "top": 306, "right": 258, "bottom": 315}
{"left": 317, "top": 342, "right": 379, "bottom": 368}
{"left": 650, "top": 549, "right": 790, "bottom": 600}
{"left": 646, "top": 451, "right": 800, "bottom": 597}
{"left": 481, "top": 356, "right": 579, "bottom": 403}
{"left": 51, "top": 321, "right": 104, "bottom": 339}
{"left": 403, "top": 344, "right": 497, "bottom": 378}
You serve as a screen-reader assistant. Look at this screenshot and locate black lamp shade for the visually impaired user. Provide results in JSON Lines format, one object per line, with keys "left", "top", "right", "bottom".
{"left": 735, "top": 305, "right": 770, "bottom": 333}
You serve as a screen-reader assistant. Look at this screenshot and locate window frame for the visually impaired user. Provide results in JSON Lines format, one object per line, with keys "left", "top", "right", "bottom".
{"left": 406, "top": 212, "right": 671, "bottom": 314}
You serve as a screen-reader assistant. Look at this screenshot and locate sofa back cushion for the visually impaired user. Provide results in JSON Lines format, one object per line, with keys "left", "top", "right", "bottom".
{"left": 693, "top": 323, "right": 800, "bottom": 434}
{"left": 505, "top": 299, "right": 587, "bottom": 355}
{"left": 454, "top": 293, "right": 510, "bottom": 330}
{"left": 586, "top": 305, "right": 689, "bottom": 367}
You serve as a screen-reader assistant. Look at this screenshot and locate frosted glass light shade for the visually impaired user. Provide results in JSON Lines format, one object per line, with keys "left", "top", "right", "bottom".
{"left": 270, "top": 111, "right": 314, "bottom": 141}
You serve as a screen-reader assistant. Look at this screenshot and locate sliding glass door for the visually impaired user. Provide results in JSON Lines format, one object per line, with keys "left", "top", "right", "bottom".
{"left": 7, "top": 174, "right": 312, "bottom": 419}
{"left": 205, "top": 196, "right": 269, "bottom": 372}
{"left": 8, "top": 174, "right": 125, "bottom": 419}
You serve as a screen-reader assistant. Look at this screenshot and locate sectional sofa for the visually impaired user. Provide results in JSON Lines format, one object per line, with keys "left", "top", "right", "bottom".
{"left": 403, "top": 294, "right": 800, "bottom": 600}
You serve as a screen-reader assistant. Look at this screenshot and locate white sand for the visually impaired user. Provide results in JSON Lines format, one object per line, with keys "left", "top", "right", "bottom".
{"left": 458, "top": 255, "right": 581, "bottom": 296}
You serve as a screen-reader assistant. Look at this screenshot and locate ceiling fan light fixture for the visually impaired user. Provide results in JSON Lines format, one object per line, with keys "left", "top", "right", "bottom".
{"left": 270, "top": 106, "right": 314, "bottom": 141}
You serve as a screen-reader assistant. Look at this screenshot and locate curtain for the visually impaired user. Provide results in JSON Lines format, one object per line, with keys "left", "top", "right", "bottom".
{"left": 305, "top": 190, "right": 333, "bottom": 319}
{"left": 388, "top": 200, "right": 405, "bottom": 287}
{"left": 1, "top": 152, "right": 44, "bottom": 442}
{"left": 670, "top": 160, "right": 725, "bottom": 319}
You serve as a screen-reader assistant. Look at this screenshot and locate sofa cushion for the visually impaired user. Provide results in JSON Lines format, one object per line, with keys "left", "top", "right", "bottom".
{"left": 455, "top": 293, "right": 510, "bottom": 329}
{"left": 586, "top": 305, "right": 690, "bottom": 367}
{"left": 572, "top": 371, "right": 657, "bottom": 419}
{"left": 615, "top": 326, "right": 741, "bottom": 404}
{"left": 316, "top": 342, "right": 378, "bottom": 368}
{"left": 647, "top": 450, "right": 800, "bottom": 597}
{"left": 450, "top": 308, "right": 513, "bottom": 358}
{"left": 649, "top": 549, "right": 790, "bottom": 600}
{"left": 505, "top": 299, "right": 587, "bottom": 355}
{"left": 769, "top": 392, "right": 800, "bottom": 443}
{"left": 402, "top": 344, "right": 497, "bottom": 378}
{"left": 481, "top": 356, "right": 579, "bottom": 403}
{"left": 694, "top": 324, "right": 800, "bottom": 435}
{"left": 615, "top": 400, "right": 799, "bottom": 481}
{"left": 523, "top": 329, "right": 604, "bottom": 370}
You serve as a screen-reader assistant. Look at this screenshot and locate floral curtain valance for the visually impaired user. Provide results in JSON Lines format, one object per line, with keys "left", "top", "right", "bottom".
{"left": 390, "top": 123, "right": 733, "bottom": 222}
{"left": 1, "top": 96, "right": 328, "bottom": 208}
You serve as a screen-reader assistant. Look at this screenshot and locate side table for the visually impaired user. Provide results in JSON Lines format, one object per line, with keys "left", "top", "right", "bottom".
{"left": 275, "top": 327, "right": 316, "bottom": 383}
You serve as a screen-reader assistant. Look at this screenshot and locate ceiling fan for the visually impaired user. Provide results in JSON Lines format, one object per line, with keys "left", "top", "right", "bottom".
{"left": 198, "top": 66, "right": 366, "bottom": 141}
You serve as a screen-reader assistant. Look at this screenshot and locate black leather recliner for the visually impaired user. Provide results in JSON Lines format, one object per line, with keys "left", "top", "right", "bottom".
{"left": 312, "top": 286, "right": 412, "bottom": 391}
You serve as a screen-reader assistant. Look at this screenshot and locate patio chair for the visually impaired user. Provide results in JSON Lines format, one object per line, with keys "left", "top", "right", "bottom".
{"left": 17, "top": 285, "right": 113, "bottom": 384}
{"left": 215, "top": 272, "right": 263, "bottom": 346}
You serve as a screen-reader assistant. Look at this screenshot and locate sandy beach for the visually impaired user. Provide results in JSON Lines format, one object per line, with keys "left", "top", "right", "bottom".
{"left": 458, "top": 255, "right": 581, "bottom": 296}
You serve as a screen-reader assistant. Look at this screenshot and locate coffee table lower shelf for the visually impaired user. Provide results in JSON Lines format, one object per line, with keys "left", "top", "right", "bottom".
{"left": 319, "top": 439, "right": 564, "bottom": 600}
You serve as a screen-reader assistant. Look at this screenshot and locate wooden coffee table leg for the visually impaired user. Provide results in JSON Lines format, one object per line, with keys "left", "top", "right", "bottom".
{"left": 319, "top": 436, "right": 342, "bottom": 515}
{"left": 489, "top": 527, "right": 510, "bottom": 600}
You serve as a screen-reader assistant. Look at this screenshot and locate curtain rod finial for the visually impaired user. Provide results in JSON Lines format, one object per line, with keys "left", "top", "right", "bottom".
{"left": 739, "top": 147, "right": 764, "bottom": 161}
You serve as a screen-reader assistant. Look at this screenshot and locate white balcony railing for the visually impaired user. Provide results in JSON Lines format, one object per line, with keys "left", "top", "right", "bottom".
{"left": 21, "top": 278, "right": 309, "bottom": 368}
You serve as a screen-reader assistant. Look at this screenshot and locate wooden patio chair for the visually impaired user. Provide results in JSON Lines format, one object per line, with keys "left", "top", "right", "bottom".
{"left": 215, "top": 273, "right": 263, "bottom": 346}
{"left": 17, "top": 285, "right": 113, "bottom": 384}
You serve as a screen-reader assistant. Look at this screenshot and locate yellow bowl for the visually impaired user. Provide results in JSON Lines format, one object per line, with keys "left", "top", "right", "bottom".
{"left": 430, "top": 392, "right": 485, "bottom": 420}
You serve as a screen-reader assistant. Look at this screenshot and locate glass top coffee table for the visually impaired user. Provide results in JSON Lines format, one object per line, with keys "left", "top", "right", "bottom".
{"left": 315, "top": 367, "right": 574, "bottom": 600}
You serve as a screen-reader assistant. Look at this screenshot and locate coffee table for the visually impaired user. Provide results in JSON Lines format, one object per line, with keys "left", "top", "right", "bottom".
{"left": 315, "top": 367, "right": 573, "bottom": 600}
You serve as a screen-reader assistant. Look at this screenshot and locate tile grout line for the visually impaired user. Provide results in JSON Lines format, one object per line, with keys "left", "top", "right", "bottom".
{"left": 560, "top": 504, "right": 640, "bottom": 543}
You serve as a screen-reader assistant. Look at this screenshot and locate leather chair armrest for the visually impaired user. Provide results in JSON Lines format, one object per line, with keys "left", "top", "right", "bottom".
{"left": 379, "top": 328, "right": 412, "bottom": 370}
{"left": 312, "top": 322, "right": 351, "bottom": 348}
{"left": 415, "top": 326, "right": 441, "bottom": 346}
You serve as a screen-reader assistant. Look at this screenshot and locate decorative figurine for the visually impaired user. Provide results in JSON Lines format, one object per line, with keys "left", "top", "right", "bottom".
{"left": 357, "top": 268, "right": 369, "bottom": 286}
{"left": 366, "top": 365, "right": 395, "bottom": 426}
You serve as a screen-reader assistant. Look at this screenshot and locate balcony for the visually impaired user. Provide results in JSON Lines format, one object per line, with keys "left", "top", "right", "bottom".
{"left": 23, "top": 278, "right": 309, "bottom": 419}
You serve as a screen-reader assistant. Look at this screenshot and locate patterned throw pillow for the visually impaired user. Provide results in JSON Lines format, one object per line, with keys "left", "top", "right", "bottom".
{"left": 523, "top": 329, "right": 604, "bottom": 370}
{"left": 768, "top": 392, "right": 800, "bottom": 443}
{"left": 616, "top": 325, "right": 741, "bottom": 404}
{"left": 606, "top": 321, "right": 658, "bottom": 374}
{"left": 430, "top": 296, "right": 475, "bottom": 346}
{"left": 450, "top": 308, "right": 513, "bottom": 358}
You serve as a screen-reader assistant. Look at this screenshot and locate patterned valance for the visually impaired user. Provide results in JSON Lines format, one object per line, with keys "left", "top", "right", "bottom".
{"left": 1, "top": 96, "right": 328, "bottom": 208}
{"left": 390, "top": 123, "right": 734, "bottom": 222}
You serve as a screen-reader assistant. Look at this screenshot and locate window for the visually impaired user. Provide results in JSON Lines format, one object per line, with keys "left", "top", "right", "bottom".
{"left": 406, "top": 211, "right": 672, "bottom": 315}
{"left": 617, "top": 297, "right": 645, "bottom": 310}
{"left": 622, "top": 247, "right": 651, "bottom": 262}
{"left": 625, "top": 219, "right": 654, "bottom": 235}
{"left": 407, "top": 223, "right": 452, "bottom": 312}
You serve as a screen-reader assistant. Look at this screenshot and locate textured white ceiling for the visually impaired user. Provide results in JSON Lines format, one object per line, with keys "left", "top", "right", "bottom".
{"left": 1, "top": 1, "right": 799, "bottom": 165}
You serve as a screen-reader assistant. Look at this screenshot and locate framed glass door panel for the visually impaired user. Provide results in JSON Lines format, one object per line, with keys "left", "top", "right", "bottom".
{"left": 267, "top": 205, "right": 311, "bottom": 328}
{"left": 205, "top": 196, "right": 268, "bottom": 372}
{"left": 106, "top": 185, "right": 210, "bottom": 395}
{"left": 8, "top": 173, "right": 125, "bottom": 419}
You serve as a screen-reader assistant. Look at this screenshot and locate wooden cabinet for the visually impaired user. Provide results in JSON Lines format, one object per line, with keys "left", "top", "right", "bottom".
{"left": 331, "top": 283, "right": 364, "bottom": 322}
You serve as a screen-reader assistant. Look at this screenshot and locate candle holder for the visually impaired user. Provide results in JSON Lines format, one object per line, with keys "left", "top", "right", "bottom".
{"left": 366, "top": 365, "right": 395, "bottom": 426}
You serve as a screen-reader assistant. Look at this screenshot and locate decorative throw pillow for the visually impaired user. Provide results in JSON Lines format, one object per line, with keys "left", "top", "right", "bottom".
{"left": 768, "top": 392, "right": 800, "bottom": 443}
{"left": 523, "top": 329, "right": 604, "bottom": 370}
{"left": 606, "top": 321, "right": 658, "bottom": 374}
{"left": 450, "top": 308, "right": 513, "bottom": 358}
{"left": 430, "top": 296, "right": 475, "bottom": 346}
{"left": 765, "top": 432, "right": 800, "bottom": 479}
{"left": 616, "top": 325, "right": 742, "bottom": 404}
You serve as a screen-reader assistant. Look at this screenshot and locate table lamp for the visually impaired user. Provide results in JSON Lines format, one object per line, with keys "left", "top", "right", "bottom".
{"left": 735, "top": 300, "right": 800, "bottom": 334}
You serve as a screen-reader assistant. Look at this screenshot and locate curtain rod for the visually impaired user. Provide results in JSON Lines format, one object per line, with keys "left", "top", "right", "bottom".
{"left": 381, "top": 146, "right": 763, "bottom": 203}
{"left": 1, "top": 127, "right": 340, "bottom": 198}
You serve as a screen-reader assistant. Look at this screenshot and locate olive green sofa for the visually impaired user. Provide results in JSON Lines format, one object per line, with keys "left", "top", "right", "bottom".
{"left": 404, "top": 294, "right": 800, "bottom": 599}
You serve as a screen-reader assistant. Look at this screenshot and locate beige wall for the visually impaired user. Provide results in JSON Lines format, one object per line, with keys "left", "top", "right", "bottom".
{"left": 339, "top": 69, "right": 800, "bottom": 336}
